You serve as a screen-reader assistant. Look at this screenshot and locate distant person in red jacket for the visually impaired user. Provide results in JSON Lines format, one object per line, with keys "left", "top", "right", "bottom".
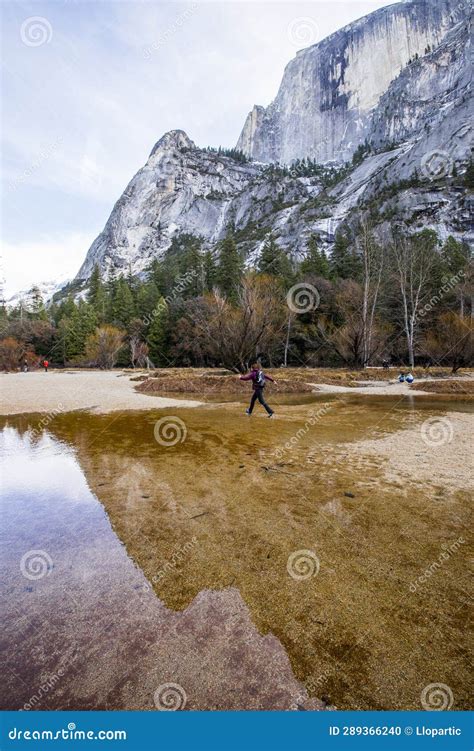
{"left": 43, "top": 359, "right": 49, "bottom": 372}
{"left": 239, "top": 362, "right": 276, "bottom": 417}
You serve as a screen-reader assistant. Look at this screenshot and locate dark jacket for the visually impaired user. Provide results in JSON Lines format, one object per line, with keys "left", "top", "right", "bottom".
{"left": 240, "top": 368, "right": 274, "bottom": 390}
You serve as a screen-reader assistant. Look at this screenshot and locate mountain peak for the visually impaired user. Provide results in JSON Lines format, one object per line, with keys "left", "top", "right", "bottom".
{"left": 236, "top": 0, "right": 468, "bottom": 164}
{"left": 149, "top": 130, "right": 195, "bottom": 158}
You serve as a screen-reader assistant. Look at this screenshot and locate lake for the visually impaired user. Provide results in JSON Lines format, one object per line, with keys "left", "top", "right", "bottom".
{"left": 1, "top": 396, "right": 471, "bottom": 710}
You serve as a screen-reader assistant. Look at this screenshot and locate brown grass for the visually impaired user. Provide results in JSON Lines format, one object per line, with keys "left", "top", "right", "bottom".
{"left": 136, "top": 372, "right": 314, "bottom": 395}
{"left": 133, "top": 366, "right": 470, "bottom": 395}
{"left": 411, "top": 379, "right": 474, "bottom": 395}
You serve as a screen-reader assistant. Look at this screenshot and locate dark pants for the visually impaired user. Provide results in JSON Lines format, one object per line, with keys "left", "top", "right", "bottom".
{"left": 248, "top": 387, "right": 273, "bottom": 415}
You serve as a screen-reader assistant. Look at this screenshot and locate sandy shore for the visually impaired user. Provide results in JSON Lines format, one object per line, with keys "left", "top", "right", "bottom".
{"left": 2, "top": 369, "right": 473, "bottom": 415}
{"left": 0, "top": 370, "right": 203, "bottom": 415}
{"left": 344, "top": 411, "right": 473, "bottom": 492}
{"left": 311, "top": 375, "right": 473, "bottom": 396}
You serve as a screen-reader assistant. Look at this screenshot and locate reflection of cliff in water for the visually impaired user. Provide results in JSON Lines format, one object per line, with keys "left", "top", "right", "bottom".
{"left": 1, "top": 420, "right": 324, "bottom": 711}
{"left": 15, "top": 398, "right": 471, "bottom": 711}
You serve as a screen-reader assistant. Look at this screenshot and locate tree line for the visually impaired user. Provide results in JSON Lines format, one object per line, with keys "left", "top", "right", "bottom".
{"left": 0, "top": 224, "right": 472, "bottom": 372}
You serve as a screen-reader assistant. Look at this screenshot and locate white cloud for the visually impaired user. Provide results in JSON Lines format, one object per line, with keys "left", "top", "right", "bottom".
{"left": 2, "top": 0, "right": 393, "bottom": 295}
{"left": 1, "top": 232, "right": 95, "bottom": 297}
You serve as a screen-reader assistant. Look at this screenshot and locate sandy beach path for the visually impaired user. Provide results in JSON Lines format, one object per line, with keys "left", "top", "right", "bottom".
{"left": 0, "top": 370, "right": 203, "bottom": 415}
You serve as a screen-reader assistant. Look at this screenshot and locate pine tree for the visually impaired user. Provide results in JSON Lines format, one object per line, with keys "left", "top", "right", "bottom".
{"left": 146, "top": 298, "right": 168, "bottom": 363}
{"left": 216, "top": 233, "right": 243, "bottom": 302}
{"left": 111, "top": 278, "right": 135, "bottom": 327}
{"left": 147, "top": 259, "right": 166, "bottom": 295}
{"left": 301, "top": 235, "right": 330, "bottom": 278}
{"left": 77, "top": 300, "right": 97, "bottom": 346}
{"left": 180, "top": 239, "right": 203, "bottom": 296}
{"left": 58, "top": 306, "right": 83, "bottom": 362}
{"left": 330, "top": 230, "right": 362, "bottom": 280}
{"left": 136, "top": 281, "right": 161, "bottom": 321}
{"left": 203, "top": 251, "right": 217, "bottom": 292}
{"left": 258, "top": 235, "right": 293, "bottom": 281}
{"left": 28, "top": 286, "right": 47, "bottom": 320}
{"left": 87, "top": 264, "right": 107, "bottom": 321}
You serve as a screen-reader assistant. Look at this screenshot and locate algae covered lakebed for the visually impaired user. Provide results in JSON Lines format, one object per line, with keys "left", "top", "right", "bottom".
{"left": 1, "top": 395, "right": 472, "bottom": 710}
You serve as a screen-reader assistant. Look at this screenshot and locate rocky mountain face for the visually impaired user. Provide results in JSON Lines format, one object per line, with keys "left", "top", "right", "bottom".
{"left": 76, "top": 0, "right": 472, "bottom": 283}
{"left": 236, "top": 0, "right": 469, "bottom": 164}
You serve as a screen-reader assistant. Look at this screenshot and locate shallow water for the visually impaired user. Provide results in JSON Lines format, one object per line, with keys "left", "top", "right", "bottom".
{"left": 1, "top": 397, "right": 472, "bottom": 710}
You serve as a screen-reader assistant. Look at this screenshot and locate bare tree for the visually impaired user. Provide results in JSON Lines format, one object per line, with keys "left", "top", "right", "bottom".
{"left": 390, "top": 229, "right": 439, "bottom": 368}
{"left": 358, "top": 222, "right": 385, "bottom": 366}
{"left": 423, "top": 313, "right": 473, "bottom": 372}
{"left": 130, "top": 337, "right": 150, "bottom": 368}
{"left": 85, "top": 325, "right": 124, "bottom": 369}
{"left": 191, "top": 275, "right": 287, "bottom": 371}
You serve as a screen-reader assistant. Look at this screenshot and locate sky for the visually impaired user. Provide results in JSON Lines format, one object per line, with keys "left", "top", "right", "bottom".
{"left": 1, "top": 0, "right": 393, "bottom": 297}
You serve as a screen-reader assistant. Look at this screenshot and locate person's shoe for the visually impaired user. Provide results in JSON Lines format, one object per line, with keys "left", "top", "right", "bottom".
{"left": 268, "top": 413, "right": 274, "bottom": 418}
{"left": 245, "top": 409, "right": 251, "bottom": 415}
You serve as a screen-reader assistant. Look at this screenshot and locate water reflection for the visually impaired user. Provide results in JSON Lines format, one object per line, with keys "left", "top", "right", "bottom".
{"left": 0, "top": 424, "right": 321, "bottom": 711}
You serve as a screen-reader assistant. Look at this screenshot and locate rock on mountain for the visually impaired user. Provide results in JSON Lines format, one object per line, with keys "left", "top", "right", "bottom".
{"left": 236, "top": 0, "right": 469, "bottom": 164}
{"left": 76, "top": 0, "right": 472, "bottom": 283}
{"left": 76, "top": 131, "right": 260, "bottom": 279}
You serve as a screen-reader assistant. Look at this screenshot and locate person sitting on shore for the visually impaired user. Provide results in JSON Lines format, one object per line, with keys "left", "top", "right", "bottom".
{"left": 239, "top": 362, "right": 276, "bottom": 418}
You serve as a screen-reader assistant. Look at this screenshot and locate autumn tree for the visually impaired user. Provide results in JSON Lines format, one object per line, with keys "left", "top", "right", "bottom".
{"left": 0, "top": 337, "right": 35, "bottom": 371}
{"left": 85, "top": 325, "right": 124, "bottom": 369}
{"left": 422, "top": 313, "right": 473, "bottom": 372}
